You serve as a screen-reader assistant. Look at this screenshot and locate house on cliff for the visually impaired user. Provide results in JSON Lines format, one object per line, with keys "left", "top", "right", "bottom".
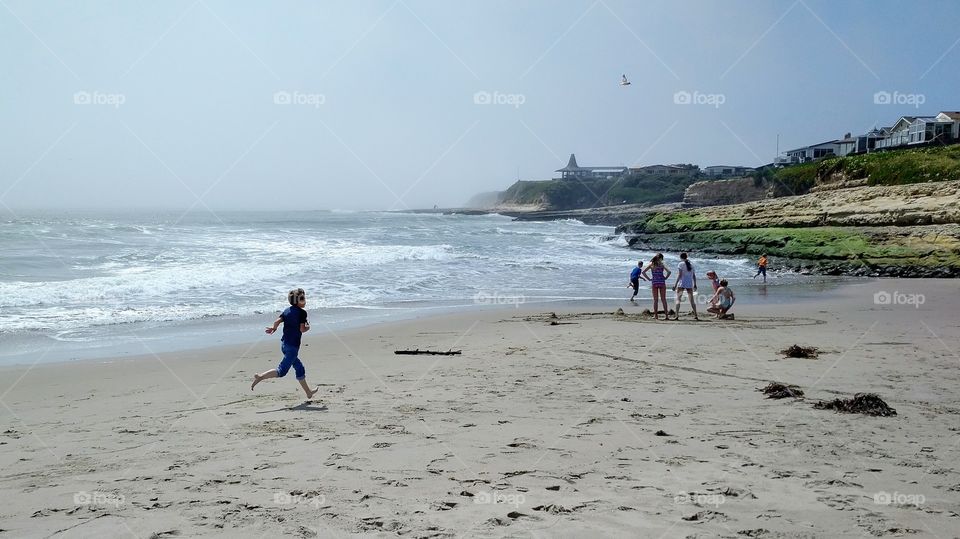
{"left": 781, "top": 140, "right": 840, "bottom": 163}
{"left": 702, "top": 165, "right": 756, "bottom": 178}
{"left": 775, "top": 111, "right": 960, "bottom": 163}
{"left": 628, "top": 164, "right": 699, "bottom": 176}
{"left": 850, "top": 112, "right": 959, "bottom": 152}
{"left": 937, "top": 112, "right": 960, "bottom": 138}
{"left": 554, "top": 154, "right": 627, "bottom": 180}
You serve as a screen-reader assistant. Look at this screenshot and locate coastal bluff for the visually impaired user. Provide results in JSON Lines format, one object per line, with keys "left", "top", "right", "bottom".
{"left": 682, "top": 177, "right": 769, "bottom": 207}
{"left": 614, "top": 180, "right": 960, "bottom": 277}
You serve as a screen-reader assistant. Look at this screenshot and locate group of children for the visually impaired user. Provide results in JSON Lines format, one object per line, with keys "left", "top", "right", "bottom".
{"left": 628, "top": 252, "right": 739, "bottom": 320}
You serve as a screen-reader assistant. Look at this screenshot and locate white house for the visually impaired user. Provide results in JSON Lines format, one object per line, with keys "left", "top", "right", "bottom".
{"left": 782, "top": 140, "right": 839, "bottom": 162}
{"left": 702, "top": 165, "right": 755, "bottom": 177}
{"left": 628, "top": 164, "right": 699, "bottom": 175}
{"left": 882, "top": 116, "right": 915, "bottom": 148}
{"left": 836, "top": 133, "right": 857, "bottom": 157}
{"left": 936, "top": 111, "right": 960, "bottom": 139}
{"left": 874, "top": 114, "right": 958, "bottom": 149}
{"left": 907, "top": 116, "right": 954, "bottom": 144}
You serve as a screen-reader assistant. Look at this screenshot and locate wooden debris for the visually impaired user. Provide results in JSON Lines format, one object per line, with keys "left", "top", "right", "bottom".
{"left": 394, "top": 349, "right": 462, "bottom": 356}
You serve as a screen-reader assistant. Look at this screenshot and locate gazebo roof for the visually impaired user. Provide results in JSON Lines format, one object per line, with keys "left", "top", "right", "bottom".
{"left": 555, "top": 153, "right": 589, "bottom": 172}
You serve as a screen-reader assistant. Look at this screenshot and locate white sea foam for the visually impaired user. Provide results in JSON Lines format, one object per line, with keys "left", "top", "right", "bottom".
{"left": 0, "top": 211, "right": 778, "bottom": 360}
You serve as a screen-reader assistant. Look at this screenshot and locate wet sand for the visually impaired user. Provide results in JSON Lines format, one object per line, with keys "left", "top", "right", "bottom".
{"left": 1, "top": 279, "right": 958, "bottom": 538}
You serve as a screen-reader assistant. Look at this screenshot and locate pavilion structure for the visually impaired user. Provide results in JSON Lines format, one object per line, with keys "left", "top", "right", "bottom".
{"left": 555, "top": 154, "right": 627, "bottom": 180}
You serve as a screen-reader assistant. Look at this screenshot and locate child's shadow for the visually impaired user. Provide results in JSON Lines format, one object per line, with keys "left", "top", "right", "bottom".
{"left": 256, "top": 400, "right": 328, "bottom": 414}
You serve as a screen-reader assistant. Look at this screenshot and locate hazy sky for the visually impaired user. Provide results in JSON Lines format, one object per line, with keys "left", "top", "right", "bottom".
{"left": 2, "top": 0, "right": 959, "bottom": 211}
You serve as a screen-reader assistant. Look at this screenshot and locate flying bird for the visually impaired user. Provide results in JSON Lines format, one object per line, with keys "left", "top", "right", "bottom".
{"left": 620, "top": 74, "right": 631, "bottom": 86}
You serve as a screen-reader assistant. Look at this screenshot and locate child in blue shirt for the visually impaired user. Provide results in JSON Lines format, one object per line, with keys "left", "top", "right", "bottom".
{"left": 251, "top": 288, "right": 320, "bottom": 399}
{"left": 627, "top": 261, "right": 646, "bottom": 301}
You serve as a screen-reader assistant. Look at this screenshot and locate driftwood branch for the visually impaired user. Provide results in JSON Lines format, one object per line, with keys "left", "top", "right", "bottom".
{"left": 394, "top": 349, "right": 462, "bottom": 356}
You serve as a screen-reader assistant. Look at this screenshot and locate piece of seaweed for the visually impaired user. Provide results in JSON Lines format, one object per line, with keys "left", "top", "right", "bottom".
{"left": 760, "top": 382, "right": 804, "bottom": 399}
{"left": 813, "top": 393, "right": 897, "bottom": 416}
{"left": 781, "top": 345, "right": 819, "bottom": 359}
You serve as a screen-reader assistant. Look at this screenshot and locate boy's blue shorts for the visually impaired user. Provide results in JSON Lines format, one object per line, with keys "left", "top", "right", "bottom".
{"left": 277, "top": 343, "right": 305, "bottom": 380}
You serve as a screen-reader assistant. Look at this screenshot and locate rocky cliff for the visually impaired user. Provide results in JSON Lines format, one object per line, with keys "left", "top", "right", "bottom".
{"left": 614, "top": 180, "right": 960, "bottom": 277}
{"left": 624, "top": 181, "right": 960, "bottom": 232}
{"left": 682, "top": 177, "right": 770, "bottom": 206}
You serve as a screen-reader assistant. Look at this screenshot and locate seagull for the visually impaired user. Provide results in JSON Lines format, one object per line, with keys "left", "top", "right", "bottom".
{"left": 620, "top": 74, "right": 631, "bottom": 86}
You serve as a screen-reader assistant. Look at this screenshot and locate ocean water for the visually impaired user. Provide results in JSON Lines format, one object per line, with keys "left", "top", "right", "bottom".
{"left": 0, "top": 210, "right": 839, "bottom": 364}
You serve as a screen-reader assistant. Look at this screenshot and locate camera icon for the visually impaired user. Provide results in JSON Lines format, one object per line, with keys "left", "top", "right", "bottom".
{"left": 74, "top": 491, "right": 92, "bottom": 505}
{"left": 873, "top": 91, "right": 891, "bottom": 105}
{"left": 473, "top": 91, "right": 492, "bottom": 105}
{"left": 273, "top": 491, "right": 293, "bottom": 505}
{"left": 273, "top": 91, "right": 292, "bottom": 105}
{"left": 473, "top": 490, "right": 492, "bottom": 504}
{"left": 673, "top": 491, "right": 690, "bottom": 504}
{"left": 673, "top": 91, "right": 692, "bottom": 105}
{"left": 873, "top": 291, "right": 892, "bottom": 305}
{"left": 73, "top": 91, "right": 91, "bottom": 105}
{"left": 873, "top": 491, "right": 892, "bottom": 505}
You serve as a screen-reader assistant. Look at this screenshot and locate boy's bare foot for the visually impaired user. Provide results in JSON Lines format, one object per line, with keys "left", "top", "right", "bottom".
{"left": 251, "top": 374, "right": 262, "bottom": 391}
{"left": 305, "top": 385, "right": 320, "bottom": 400}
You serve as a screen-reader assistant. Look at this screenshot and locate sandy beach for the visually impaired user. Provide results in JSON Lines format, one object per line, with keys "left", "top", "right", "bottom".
{"left": 2, "top": 278, "right": 959, "bottom": 538}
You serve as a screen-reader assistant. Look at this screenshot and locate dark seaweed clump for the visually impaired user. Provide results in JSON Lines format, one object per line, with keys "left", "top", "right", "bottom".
{"left": 813, "top": 393, "right": 897, "bottom": 416}
{"left": 781, "top": 345, "right": 819, "bottom": 359}
{"left": 761, "top": 382, "right": 804, "bottom": 399}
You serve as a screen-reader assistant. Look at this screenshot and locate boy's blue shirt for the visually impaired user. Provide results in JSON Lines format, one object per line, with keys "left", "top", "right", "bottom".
{"left": 281, "top": 305, "right": 308, "bottom": 347}
{"left": 630, "top": 266, "right": 641, "bottom": 280}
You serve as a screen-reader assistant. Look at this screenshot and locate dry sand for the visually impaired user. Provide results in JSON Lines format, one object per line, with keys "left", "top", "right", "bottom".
{"left": 1, "top": 279, "right": 959, "bottom": 538}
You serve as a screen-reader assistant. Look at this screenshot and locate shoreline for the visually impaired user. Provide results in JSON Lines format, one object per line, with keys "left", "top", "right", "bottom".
{"left": 0, "top": 275, "right": 856, "bottom": 368}
{"left": 437, "top": 185, "right": 960, "bottom": 278}
{"left": 3, "top": 278, "right": 959, "bottom": 536}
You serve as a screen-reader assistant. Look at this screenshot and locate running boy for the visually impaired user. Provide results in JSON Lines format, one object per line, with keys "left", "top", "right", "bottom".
{"left": 251, "top": 288, "right": 320, "bottom": 399}
{"left": 627, "top": 261, "right": 646, "bottom": 301}
{"left": 753, "top": 254, "right": 768, "bottom": 283}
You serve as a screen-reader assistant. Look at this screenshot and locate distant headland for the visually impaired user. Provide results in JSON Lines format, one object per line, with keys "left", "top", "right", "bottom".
{"left": 448, "top": 110, "right": 960, "bottom": 277}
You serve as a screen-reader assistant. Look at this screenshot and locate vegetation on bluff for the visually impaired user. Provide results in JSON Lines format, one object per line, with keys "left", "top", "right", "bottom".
{"left": 759, "top": 145, "right": 960, "bottom": 196}
{"left": 498, "top": 174, "right": 699, "bottom": 210}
